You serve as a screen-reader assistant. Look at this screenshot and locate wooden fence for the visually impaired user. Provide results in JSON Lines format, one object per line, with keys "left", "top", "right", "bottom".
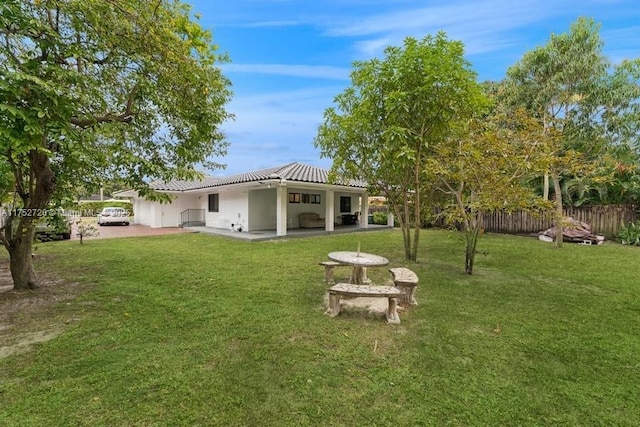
{"left": 478, "top": 206, "right": 636, "bottom": 238}
{"left": 372, "top": 205, "right": 638, "bottom": 239}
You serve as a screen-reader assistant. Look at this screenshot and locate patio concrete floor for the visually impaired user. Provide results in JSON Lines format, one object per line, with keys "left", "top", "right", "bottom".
{"left": 187, "top": 224, "right": 391, "bottom": 241}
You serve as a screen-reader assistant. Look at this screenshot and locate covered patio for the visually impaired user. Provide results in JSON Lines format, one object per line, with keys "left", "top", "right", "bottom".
{"left": 186, "top": 223, "right": 392, "bottom": 242}
{"left": 118, "top": 163, "right": 391, "bottom": 239}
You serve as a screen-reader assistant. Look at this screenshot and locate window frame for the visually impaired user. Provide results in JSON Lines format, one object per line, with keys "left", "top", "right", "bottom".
{"left": 340, "top": 196, "right": 351, "bottom": 213}
{"left": 208, "top": 193, "right": 219, "bottom": 212}
{"left": 288, "top": 193, "right": 300, "bottom": 203}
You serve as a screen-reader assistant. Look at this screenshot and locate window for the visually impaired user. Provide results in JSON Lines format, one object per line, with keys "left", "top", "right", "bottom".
{"left": 288, "top": 193, "right": 300, "bottom": 203}
{"left": 301, "top": 193, "right": 320, "bottom": 204}
{"left": 208, "top": 193, "right": 219, "bottom": 212}
{"left": 340, "top": 196, "right": 351, "bottom": 213}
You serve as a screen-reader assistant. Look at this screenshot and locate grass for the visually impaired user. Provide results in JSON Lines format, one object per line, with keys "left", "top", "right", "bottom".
{"left": 1, "top": 229, "right": 639, "bottom": 426}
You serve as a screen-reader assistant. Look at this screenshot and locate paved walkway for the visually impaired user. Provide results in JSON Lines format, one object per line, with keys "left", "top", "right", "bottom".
{"left": 189, "top": 224, "right": 391, "bottom": 241}
{"left": 72, "top": 222, "right": 391, "bottom": 242}
{"left": 72, "top": 223, "right": 194, "bottom": 241}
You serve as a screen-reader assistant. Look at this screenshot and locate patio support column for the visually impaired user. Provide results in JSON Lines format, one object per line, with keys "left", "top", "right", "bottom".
{"left": 325, "top": 189, "right": 334, "bottom": 232}
{"left": 360, "top": 191, "right": 369, "bottom": 229}
{"left": 276, "top": 185, "right": 288, "bottom": 236}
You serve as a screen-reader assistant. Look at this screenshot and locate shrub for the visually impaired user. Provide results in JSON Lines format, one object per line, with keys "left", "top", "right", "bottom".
{"left": 34, "top": 211, "right": 72, "bottom": 241}
{"left": 617, "top": 221, "right": 640, "bottom": 245}
{"left": 372, "top": 211, "right": 388, "bottom": 225}
{"left": 76, "top": 221, "right": 99, "bottom": 244}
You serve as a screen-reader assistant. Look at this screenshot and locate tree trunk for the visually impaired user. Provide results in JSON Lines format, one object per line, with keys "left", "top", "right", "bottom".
{"left": 410, "top": 188, "right": 420, "bottom": 262}
{"left": 387, "top": 194, "right": 413, "bottom": 261}
{"left": 410, "top": 226, "right": 419, "bottom": 262}
{"left": 543, "top": 174, "right": 550, "bottom": 200}
{"left": 406, "top": 155, "right": 423, "bottom": 262}
{"left": 464, "top": 233, "right": 477, "bottom": 274}
{"left": 5, "top": 149, "right": 56, "bottom": 290}
{"left": 464, "top": 212, "right": 482, "bottom": 275}
{"left": 402, "top": 192, "right": 412, "bottom": 260}
{"left": 8, "top": 223, "right": 39, "bottom": 290}
{"left": 552, "top": 172, "right": 563, "bottom": 248}
{"left": 402, "top": 224, "right": 411, "bottom": 260}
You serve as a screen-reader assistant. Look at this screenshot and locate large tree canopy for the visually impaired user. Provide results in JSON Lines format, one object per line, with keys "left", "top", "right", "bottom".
{"left": 431, "top": 109, "right": 554, "bottom": 274}
{"left": 0, "top": 0, "right": 232, "bottom": 290}
{"left": 315, "top": 33, "right": 487, "bottom": 261}
{"left": 503, "top": 17, "right": 640, "bottom": 246}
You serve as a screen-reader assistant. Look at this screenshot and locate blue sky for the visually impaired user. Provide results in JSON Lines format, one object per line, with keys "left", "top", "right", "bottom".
{"left": 186, "top": 0, "right": 640, "bottom": 176}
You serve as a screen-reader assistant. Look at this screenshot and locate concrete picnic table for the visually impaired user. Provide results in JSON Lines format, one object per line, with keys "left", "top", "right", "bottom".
{"left": 327, "top": 251, "right": 389, "bottom": 285}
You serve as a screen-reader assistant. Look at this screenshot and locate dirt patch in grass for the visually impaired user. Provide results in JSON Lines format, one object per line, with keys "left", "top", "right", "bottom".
{"left": 0, "top": 259, "right": 88, "bottom": 359}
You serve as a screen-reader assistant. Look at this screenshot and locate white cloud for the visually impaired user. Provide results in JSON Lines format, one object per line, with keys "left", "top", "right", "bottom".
{"left": 326, "top": 0, "right": 544, "bottom": 36}
{"left": 221, "top": 63, "right": 350, "bottom": 80}
{"left": 238, "top": 20, "right": 301, "bottom": 28}
{"left": 217, "top": 85, "right": 343, "bottom": 174}
{"left": 201, "top": 0, "right": 640, "bottom": 176}
{"left": 602, "top": 26, "right": 640, "bottom": 50}
{"left": 322, "top": 0, "right": 568, "bottom": 57}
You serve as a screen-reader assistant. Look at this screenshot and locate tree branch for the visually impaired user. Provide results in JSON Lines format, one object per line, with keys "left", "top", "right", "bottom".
{"left": 6, "top": 149, "right": 27, "bottom": 199}
{"left": 2, "top": 32, "right": 22, "bottom": 65}
{"left": 47, "top": 6, "right": 58, "bottom": 32}
{"left": 69, "top": 85, "right": 138, "bottom": 129}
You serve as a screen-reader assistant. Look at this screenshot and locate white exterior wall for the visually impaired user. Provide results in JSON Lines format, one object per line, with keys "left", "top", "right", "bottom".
{"left": 133, "top": 198, "right": 159, "bottom": 227}
{"left": 160, "top": 194, "right": 199, "bottom": 227}
{"left": 130, "top": 183, "right": 366, "bottom": 232}
{"left": 325, "top": 189, "right": 335, "bottom": 232}
{"left": 133, "top": 194, "right": 199, "bottom": 228}
{"left": 249, "top": 188, "right": 277, "bottom": 230}
{"left": 204, "top": 189, "right": 249, "bottom": 230}
{"left": 276, "top": 186, "right": 287, "bottom": 236}
{"left": 285, "top": 187, "right": 327, "bottom": 228}
{"left": 360, "top": 191, "right": 369, "bottom": 229}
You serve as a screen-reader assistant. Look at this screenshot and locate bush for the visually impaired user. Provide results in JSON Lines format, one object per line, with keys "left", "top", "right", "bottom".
{"left": 68, "top": 200, "right": 132, "bottom": 217}
{"left": 617, "top": 221, "right": 640, "bottom": 245}
{"left": 34, "top": 211, "right": 72, "bottom": 241}
{"left": 372, "top": 211, "right": 388, "bottom": 225}
{"left": 75, "top": 221, "right": 99, "bottom": 244}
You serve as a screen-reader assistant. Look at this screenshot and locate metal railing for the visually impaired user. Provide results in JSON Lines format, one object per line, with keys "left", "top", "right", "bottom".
{"left": 180, "top": 209, "right": 205, "bottom": 227}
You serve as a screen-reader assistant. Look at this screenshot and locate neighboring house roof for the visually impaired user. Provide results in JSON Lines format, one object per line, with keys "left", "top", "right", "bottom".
{"left": 148, "top": 162, "right": 367, "bottom": 192}
{"left": 78, "top": 194, "right": 107, "bottom": 201}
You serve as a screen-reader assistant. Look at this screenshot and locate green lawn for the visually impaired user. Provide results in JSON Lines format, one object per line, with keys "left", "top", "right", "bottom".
{"left": 1, "top": 229, "right": 639, "bottom": 426}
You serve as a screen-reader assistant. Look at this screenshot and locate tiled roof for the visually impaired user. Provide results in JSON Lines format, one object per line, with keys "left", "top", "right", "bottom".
{"left": 148, "top": 179, "right": 204, "bottom": 192}
{"left": 149, "top": 163, "right": 367, "bottom": 192}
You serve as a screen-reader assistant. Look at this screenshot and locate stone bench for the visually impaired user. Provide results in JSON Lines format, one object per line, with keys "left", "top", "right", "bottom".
{"left": 325, "top": 283, "right": 405, "bottom": 324}
{"left": 319, "top": 261, "right": 343, "bottom": 285}
{"left": 388, "top": 267, "right": 419, "bottom": 305}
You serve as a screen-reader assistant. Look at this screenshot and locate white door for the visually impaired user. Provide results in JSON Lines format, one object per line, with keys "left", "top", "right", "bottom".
{"left": 161, "top": 204, "right": 179, "bottom": 227}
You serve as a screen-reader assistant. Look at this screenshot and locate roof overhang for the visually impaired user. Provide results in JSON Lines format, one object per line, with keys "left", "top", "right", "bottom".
{"left": 180, "top": 180, "right": 366, "bottom": 194}
{"left": 113, "top": 189, "right": 137, "bottom": 198}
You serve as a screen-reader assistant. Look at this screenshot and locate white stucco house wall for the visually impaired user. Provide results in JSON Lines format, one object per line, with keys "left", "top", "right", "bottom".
{"left": 116, "top": 163, "right": 373, "bottom": 237}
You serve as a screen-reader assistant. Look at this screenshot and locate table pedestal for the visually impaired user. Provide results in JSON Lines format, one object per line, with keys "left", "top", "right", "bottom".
{"left": 349, "top": 266, "right": 370, "bottom": 285}
{"left": 328, "top": 252, "right": 387, "bottom": 286}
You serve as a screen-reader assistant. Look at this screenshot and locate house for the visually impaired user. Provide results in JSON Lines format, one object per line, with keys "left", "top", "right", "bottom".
{"left": 116, "top": 162, "right": 378, "bottom": 237}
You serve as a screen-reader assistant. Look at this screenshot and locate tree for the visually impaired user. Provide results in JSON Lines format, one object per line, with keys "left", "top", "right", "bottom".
{"left": 315, "top": 33, "right": 488, "bottom": 261}
{"left": 0, "top": 0, "right": 232, "bottom": 290}
{"left": 504, "top": 17, "right": 640, "bottom": 246}
{"left": 75, "top": 220, "right": 98, "bottom": 244}
{"left": 430, "top": 109, "right": 553, "bottom": 274}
